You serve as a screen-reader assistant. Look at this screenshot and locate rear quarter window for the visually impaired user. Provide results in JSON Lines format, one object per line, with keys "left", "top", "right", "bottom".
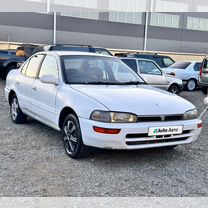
{"left": 170, "top": 62, "right": 191, "bottom": 69}
{"left": 121, "top": 59, "right": 138, "bottom": 73}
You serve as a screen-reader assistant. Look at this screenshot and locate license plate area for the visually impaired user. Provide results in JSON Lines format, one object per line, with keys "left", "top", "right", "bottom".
{"left": 148, "top": 126, "right": 183, "bottom": 136}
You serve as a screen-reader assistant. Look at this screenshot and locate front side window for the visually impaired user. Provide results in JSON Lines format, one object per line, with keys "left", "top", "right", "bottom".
{"left": 39, "top": 55, "right": 58, "bottom": 78}
{"left": 25, "top": 55, "right": 44, "bottom": 78}
{"left": 61, "top": 55, "right": 145, "bottom": 85}
{"left": 138, "top": 60, "right": 162, "bottom": 75}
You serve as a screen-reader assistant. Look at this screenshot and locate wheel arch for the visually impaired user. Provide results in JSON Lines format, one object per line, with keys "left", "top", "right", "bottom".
{"left": 58, "top": 107, "right": 78, "bottom": 130}
{"left": 8, "top": 90, "right": 16, "bottom": 105}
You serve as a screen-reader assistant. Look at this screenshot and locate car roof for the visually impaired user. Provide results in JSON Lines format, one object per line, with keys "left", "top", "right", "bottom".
{"left": 35, "top": 50, "right": 115, "bottom": 58}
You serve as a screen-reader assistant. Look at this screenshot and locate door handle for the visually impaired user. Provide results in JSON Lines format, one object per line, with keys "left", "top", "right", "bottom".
{"left": 32, "top": 86, "right": 37, "bottom": 91}
{"left": 16, "top": 81, "right": 20, "bottom": 86}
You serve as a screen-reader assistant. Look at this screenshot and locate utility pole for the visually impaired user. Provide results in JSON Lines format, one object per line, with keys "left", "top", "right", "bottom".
{"left": 143, "top": 0, "right": 154, "bottom": 51}
{"left": 47, "top": 0, "right": 50, "bottom": 13}
{"left": 53, "top": 12, "right": 57, "bottom": 45}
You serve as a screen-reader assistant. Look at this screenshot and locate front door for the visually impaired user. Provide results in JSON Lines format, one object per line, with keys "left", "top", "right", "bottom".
{"left": 30, "top": 55, "right": 59, "bottom": 125}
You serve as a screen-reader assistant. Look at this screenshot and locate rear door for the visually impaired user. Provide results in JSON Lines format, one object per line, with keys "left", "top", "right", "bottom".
{"left": 137, "top": 60, "right": 169, "bottom": 89}
{"left": 15, "top": 54, "right": 44, "bottom": 111}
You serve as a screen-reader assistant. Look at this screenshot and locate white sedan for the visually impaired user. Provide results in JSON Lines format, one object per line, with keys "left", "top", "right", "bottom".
{"left": 164, "top": 61, "right": 202, "bottom": 91}
{"left": 5, "top": 51, "right": 202, "bottom": 158}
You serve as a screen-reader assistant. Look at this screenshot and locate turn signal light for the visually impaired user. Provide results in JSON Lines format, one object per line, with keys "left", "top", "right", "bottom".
{"left": 198, "top": 123, "right": 203, "bottom": 128}
{"left": 93, "top": 126, "right": 121, "bottom": 134}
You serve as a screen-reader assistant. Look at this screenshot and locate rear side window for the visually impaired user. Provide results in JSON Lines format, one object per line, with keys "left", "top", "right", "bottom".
{"left": 169, "top": 62, "right": 191, "bottom": 69}
{"left": 163, "top": 57, "right": 175, "bottom": 67}
{"left": 121, "top": 59, "right": 138, "bottom": 73}
{"left": 38, "top": 55, "right": 58, "bottom": 78}
{"left": 194, "top": 62, "right": 202, "bottom": 71}
{"left": 25, "top": 55, "right": 44, "bottom": 78}
{"left": 93, "top": 48, "right": 113, "bottom": 56}
{"left": 21, "top": 61, "right": 29, "bottom": 75}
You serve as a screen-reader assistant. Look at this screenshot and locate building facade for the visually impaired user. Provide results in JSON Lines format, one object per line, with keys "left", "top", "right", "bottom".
{"left": 1, "top": 0, "right": 208, "bottom": 53}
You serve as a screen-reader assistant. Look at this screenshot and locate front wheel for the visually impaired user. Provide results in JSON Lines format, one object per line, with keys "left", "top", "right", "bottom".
{"left": 168, "top": 85, "right": 180, "bottom": 95}
{"left": 62, "top": 114, "right": 92, "bottom": 159}
{"left": 10, "top": 95, "right": 27, "bottom": 124}
{"left": 186, "top": 79, "right": 196, "bottom": 91}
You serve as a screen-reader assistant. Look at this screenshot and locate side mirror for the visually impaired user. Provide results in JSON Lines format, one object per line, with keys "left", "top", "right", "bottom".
{"left": 204, "top": 97, "right": 208, "bottom": 106}
{"left": 40, "top": 75, "right": 59, "bottom": 85}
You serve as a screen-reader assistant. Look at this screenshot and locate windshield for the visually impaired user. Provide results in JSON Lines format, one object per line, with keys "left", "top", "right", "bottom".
{"left": 169, "top": 62, "right": 191, "bottom": 69}
{"left": 61, "top": 55, "right": 145, "bottom": 85}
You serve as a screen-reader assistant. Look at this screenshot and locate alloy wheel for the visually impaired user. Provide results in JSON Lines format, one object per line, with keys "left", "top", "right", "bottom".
{"left": 11, "top": 97, "right": 19, "bottom": 121}
{"left": 63, "top": 120, "right": 78, "bottom": 154}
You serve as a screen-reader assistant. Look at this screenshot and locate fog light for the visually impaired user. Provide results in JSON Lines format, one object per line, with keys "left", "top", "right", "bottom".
{"left": 93, "top": 126, "right": 121, "bottom": 134}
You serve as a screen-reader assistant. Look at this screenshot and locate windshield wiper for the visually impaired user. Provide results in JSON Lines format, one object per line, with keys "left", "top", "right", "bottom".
{"left": 118, "top": 81, "right": 145, "bottom": 85}
{"left": 84, "top": 81, "right": 119, "bottom": 85}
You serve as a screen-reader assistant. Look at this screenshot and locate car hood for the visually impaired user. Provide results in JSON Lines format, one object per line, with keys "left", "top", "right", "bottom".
{"left": 71, "top": 85, "right": 195, "bottom": 116}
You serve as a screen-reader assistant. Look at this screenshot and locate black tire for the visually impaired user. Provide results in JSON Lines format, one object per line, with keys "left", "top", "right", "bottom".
{"left": 3, "top": 64, "right": 16, "bottom": 80}
{"left": 201, "top": 86, "right": 208, "bottom": 95}
{"left": 62, "top": 114, "right": 92, "bottom": 159}
{"left": 168, "top": 84, "right": 180, "bottom": 95}
{"left": 186, "top": 79, "right": 196, "bottom": 91}
{"left": 10, "top": 94, "right": 27, "bottom": 124}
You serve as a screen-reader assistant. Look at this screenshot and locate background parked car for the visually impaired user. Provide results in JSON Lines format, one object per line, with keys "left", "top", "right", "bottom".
{"left": 31, "top": 44, "right": 113, "bottom": 56}
{"left": 199, "top": 56, "right": 208, "bottom": 95}
{"left": 125, "top": 53, "right": 175, "bottom": 68}
{"left": 163, "top": 61, "right": 202, "bottom": 91}
{"left": 120, "top": 57, "right": 183, "bottom": 95}
{"left": 0, "top": 45, "right": 38, "bottom": 80}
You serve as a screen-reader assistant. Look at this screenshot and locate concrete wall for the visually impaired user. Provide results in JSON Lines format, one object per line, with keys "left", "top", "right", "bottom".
{"left": 0, "top": 12, "right": 208, "bottom": 54}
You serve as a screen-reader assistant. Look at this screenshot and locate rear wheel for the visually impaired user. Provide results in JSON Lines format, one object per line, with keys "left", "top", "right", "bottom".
{"left": 10, "top": 94, "right": 27, "bottom": 124}
{"left": 62, "top": 114, "right": 92, "bottom": 159}
{"left": 186, "top": 79, "right": 196, "bottom": 91}
{"left": 168, "top": 84, "right": 180, "bottom": 95}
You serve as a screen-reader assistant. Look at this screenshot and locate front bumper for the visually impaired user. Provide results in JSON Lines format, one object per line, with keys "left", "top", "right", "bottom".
{"left": 79, "top": 118, "right": 202, "bottom": 150}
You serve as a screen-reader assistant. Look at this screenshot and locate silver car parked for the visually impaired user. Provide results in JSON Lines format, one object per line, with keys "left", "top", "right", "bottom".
{"left": 120, "top": 57, "right": 183, "bottom": 95}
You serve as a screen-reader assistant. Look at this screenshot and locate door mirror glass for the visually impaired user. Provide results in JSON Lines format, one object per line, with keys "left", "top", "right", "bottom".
{"left": 40, "top": 75, "right": 59, "bottom": 85}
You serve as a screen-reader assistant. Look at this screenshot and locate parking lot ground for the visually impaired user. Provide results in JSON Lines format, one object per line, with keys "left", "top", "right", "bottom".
{"left": 0, "top": 80, "right": 208, "bottom": 197}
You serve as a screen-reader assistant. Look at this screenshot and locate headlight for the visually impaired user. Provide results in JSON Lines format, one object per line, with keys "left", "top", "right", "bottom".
{"left": 183, "top": 109, "right": 198, "bottom": 120}
{"left": 90, "top": 111, "right": 137, "bottom": 123}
